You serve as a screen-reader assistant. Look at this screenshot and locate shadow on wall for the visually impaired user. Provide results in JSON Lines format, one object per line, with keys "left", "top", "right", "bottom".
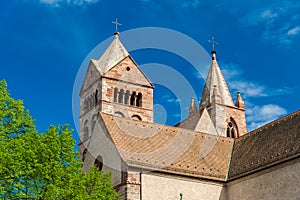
{"left": 219, "top": 186, "right": 228, "bottom": 200}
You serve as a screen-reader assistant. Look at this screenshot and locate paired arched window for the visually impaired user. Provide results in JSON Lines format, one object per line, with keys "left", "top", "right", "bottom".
{"left": 226, "top": 118, "right": 239, "bottom": 138}
{"left": 83, "top": 89, "right": 100, "bottom": 112}
{"left": 94, "top": 155, "right": 103, "bottom": 171}
{"left": 114, "top": 88, "right": 142, "bottom": 107}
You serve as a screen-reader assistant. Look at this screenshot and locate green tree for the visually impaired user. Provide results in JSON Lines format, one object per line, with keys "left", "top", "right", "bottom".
{"left": 0, "top": 80, "right": 120, "bottom": 200}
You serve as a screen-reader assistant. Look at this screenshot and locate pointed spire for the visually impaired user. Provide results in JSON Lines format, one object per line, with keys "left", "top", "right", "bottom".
{"left": 92, "top": 32, "right": 129, "bottom": 74}
{"left": 235, "top": 92, "right": 245, "bottom": 109}
{"left": 211, "top": 85, "right": 221, "bottom": 104}
{"left": 189, "top": 97, "right": 198, "bottom": 116}
{"left": 199, "top": 51, "right": 234, "bottom": 109}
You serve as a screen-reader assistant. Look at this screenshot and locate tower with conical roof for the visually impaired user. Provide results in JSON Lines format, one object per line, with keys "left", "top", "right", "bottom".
{"left": 178, "top": 50, "right": 246, "bottom": 138}
{"left": 200, "top": 50, "right": 246, "bottom": 137}
{"left": 79, "top": 31, "right": 154, "bottom": 146}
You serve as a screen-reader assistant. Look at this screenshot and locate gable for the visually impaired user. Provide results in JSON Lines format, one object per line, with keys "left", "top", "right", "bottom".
{"left": 195, "top": 108, "right": 218, "bottom": 135}
{"left": 80, "top": 61, "right": 101, "bottom": 96}
{"left": 103, "top": 56, "right": 153, "bottom": 88}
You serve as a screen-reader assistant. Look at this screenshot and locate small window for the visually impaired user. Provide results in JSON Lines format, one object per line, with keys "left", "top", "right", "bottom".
{"left": 226, "top": 127, "right": 230, "bottom": 137}
{"left": 114, "top": 88, "right": 118, "bottom": 102}
{"left": 124, "top": 90, "right": 130, "bottom": 105}
{"left": 226, "top": 118, "right": 239, "bottom": 138}
{"left": 82, "top": 149, "right": 87, "bottom": 162}
{"left": 94, "top": 155, "right": 103, "bottom": 171}
{"left": 130, "top": 92, "right": 136, "bottom": 106}
{"left": 118, "top": 89, "right": 124, "bottom": 103}
{"left": 136, "top": 92, "right": 142, "bottom": 107}
{"left": 95, "top": 90, "right": 98, "bottom": 105}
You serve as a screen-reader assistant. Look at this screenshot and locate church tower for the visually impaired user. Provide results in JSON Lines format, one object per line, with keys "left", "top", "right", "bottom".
{"left": 177, "top": 49, "right": 246, "bottom": 138}
{"left": 79, "top": 32, "right": 154, "bottom": 146}
{"left": 199, "top": 50, "right": 247, "bottom": 137}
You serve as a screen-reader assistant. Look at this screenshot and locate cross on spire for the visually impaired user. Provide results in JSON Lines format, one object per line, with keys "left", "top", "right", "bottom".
{"left": 208, "top": 36, "right": 218, "bottom": 51}
{"left": 112, "top": 18, "right": 122, "bottom": 33}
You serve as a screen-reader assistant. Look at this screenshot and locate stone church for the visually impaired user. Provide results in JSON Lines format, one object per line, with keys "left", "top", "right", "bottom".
{"left": 78, "top": 31, "right": 300, "bottom": 200}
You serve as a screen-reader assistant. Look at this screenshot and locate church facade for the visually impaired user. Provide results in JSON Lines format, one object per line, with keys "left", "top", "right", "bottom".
{"left": 78, "top": 32, "right": 300, "bottom": 200}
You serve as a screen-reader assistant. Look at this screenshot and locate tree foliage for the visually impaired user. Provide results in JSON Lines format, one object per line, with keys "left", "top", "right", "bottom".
{"left": 0, "top": 80, "right": 120, "bottom": 199}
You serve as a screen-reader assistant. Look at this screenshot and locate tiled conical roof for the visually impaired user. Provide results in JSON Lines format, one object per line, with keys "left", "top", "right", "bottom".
{"left": 92, "top": 32, "right": 129, "bottom": 74}
{"left": 200, "top": 51, "right": 234, "bottom": 109}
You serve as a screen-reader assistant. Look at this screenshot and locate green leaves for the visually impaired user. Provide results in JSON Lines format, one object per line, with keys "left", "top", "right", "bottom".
{"left": 0, "top": 80, "right": 120, "bottom": 200}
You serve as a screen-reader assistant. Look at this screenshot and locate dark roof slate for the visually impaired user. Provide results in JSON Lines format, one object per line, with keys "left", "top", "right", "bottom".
{"left": 228, "top": 110, "right": 300, "bottom": 180}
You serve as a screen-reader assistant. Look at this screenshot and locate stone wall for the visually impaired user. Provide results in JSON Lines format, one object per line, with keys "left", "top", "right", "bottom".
{"left": 81, "top": 118, "right": 123, "bottom": 185}
{"left": 227, "top": 158, "right": 300, "bottom": 200}
{"left": 141, "top": 172, "right": 225, "bottom": 200}
{"left": 99, "top": 56, "right": 154, "bottom": 123}
{"left": 207, "top": 103, "right": 246, "bottom": 138}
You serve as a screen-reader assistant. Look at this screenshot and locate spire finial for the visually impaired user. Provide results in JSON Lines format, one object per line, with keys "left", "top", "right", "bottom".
{"left": 112, "top": 18, "right": 122, "bottom": 34}
{"left": 235, "top": 91, "right": 245, "bottom": 109}
{"left": 208, "top": 36, "right": 218, "bottom": 60}
{"left": 208, "top": 36, "right": 218, "bottom": 51}
{"left": 189, "top": 97, "right": 197, "bottom": 116}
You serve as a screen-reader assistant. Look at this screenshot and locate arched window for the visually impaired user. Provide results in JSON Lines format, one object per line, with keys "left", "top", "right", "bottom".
{"left": 118, "top": 89, "right": 124, "bottom": 103}
{"left": 114, "top": 88, "right": 118, "bottom": 102}
{"left": 130, "top": 92, "right": 136, "bottom": 106}
{"left": 83, "top": 120, "right": 89, "bottom": 141}
{"left": 136, "top": 92, "right": 142, "bottom": 107}
{"left": 124, "top": 90, "right": 130, "bottom": 105}
{"left": 82, "top": 149, "right": 87, "bottom": 162}
{"left": 95, "top": 90, "right": 98, "bottom": 105}
{"left": 132, "top": 115, "right": 142, "bottom": 121}
{"left": 226, "top": 118, "right": 239, "bottom": 138}
{"left": 94, "top": 155, "right": 103, "bottom": 171}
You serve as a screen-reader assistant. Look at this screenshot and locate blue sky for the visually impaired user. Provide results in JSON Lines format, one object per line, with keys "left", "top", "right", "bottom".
{"left": 1, "top": 0, "right": 299, "bottom": 142}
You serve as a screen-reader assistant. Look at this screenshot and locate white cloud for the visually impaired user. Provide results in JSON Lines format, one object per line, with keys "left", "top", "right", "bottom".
{"left": 246, "top": 104, "right": 287, "bottom": 131}
{"left": 167, "top": 98, "right": 181, "bottom": 104}
{"left": 229, "top": 81, "right": 266, "bottom": 97}
{"left": 260, "top": 9, "right": 278, "bottom": 20}
{"left": 39, "top": 0, "right": 100, "bottom": 7}
{"left": 287, "top": 26, "right": 300, "bottom": 36}
{"left": 220, "top": 63, "right": 291, "bottom": 131}
{"left": 222, "top": 63, "right": 293, "bottom": 98}
{"left": 240, "top": 1, "right": 300, "bottom": 46}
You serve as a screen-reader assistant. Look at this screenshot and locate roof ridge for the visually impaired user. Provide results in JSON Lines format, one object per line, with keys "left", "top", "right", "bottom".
{"left": 100, "top": 112, "right": 232, "bottom": 140}
{"left": 238, "top": 109, "right": 300, "bottom": 140}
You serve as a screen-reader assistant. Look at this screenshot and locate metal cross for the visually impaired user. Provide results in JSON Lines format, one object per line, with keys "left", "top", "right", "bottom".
{"left": 112, "top": 18, "right": 122, "bottom": 32}
{"left": 208, "top": 36, "right": 218, "bottom": 50}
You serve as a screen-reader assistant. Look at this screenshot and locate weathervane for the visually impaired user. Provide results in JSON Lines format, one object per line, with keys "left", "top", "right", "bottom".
{"left": 112, "top": 18, "right": 122, "bottom": 32}
{"left": 208, "top": 36, "right": 218, "bottom": 51}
